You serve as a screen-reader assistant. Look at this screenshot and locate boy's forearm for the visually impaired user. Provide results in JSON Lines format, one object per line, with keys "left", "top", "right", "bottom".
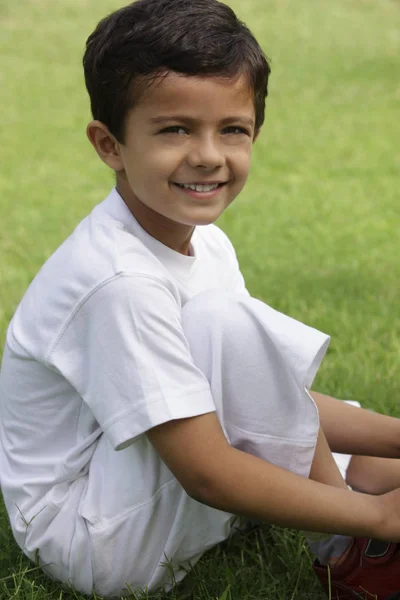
{"left": 311, "top": 390, "right": 400, "bottom": 458}
{"left": 197, "top": 445, "right": 386, "bottom": 540}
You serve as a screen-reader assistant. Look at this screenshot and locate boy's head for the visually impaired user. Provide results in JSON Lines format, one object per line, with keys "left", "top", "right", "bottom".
{"left": 83, "top": 0, "right": 270, "bottom": 144}
{"left": 83, "top": 0, "right": 271, "bottom": 252}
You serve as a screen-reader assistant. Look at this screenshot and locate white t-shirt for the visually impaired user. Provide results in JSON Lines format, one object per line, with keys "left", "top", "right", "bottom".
{"left": 0, "top": 188, "right": 249, "bottom": 590}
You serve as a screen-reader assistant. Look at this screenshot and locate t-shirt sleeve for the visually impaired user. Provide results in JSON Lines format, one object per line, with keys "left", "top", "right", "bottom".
{"left": 48, "top": 274, "right": 216, "bottom": 450}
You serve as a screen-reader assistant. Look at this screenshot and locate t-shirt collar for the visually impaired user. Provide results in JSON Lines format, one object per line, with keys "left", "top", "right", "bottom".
{"left": 101, "top": 187, "right": 198, "bottom": 275}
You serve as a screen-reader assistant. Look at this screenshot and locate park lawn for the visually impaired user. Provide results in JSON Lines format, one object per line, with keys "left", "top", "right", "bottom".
{"left": 0, "top": 0, "right": 399, "bottom": 598}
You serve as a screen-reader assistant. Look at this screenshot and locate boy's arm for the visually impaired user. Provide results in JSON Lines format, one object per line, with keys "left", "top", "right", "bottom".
{"left": 147, "top": 412, "right": 400, "bottom": 541}
{"left": 311, "top": 391, "right": 400, "bottom": 458}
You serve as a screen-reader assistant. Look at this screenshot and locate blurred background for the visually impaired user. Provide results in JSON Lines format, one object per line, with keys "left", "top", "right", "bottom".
{"left": 0, "top": 1, "right": 400, "bottom": 597}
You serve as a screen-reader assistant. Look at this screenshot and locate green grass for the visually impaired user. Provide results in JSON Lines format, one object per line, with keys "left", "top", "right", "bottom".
{"left": 1, "top": 0, "right": 400, "bottom": 598}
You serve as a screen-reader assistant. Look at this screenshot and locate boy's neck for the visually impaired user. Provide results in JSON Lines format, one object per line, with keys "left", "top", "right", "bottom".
{"left": 116, "top": 181, "right": 195, "bottom": 256}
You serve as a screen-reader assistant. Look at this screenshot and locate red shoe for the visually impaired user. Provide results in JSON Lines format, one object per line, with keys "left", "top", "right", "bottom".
{"left": 313, "top": 537, "right": 400, "bottom": 599}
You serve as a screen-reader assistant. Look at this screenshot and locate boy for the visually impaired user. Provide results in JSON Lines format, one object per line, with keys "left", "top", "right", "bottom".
{"left": 1, "top": 0, "right": 400, "bottom": 598}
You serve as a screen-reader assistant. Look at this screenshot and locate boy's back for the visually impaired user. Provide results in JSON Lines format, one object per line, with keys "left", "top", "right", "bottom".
{"left": 0, "top": 187, "right": 248, "bottom": 594}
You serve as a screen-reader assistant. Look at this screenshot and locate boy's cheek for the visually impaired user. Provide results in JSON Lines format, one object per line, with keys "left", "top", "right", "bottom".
{"left": 144, "top": 146, "right": 182, "bottom": 168}
{"left": 235, "top": 154, "right": 252, "bottom": 180}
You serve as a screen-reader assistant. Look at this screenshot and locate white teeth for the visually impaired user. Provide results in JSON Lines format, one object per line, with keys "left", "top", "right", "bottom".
{"left": 177, "top": 183, "right": 220, "bottom": 192}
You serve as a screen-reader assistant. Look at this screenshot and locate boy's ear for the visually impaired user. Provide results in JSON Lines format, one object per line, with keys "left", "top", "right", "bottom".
{"left": 86, "top": 120, "right": 125, "bottom": 171}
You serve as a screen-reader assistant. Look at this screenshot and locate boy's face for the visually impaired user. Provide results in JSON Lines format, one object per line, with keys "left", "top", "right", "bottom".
{"left": 92, "top": 71, "right": 257, "bottom": 253}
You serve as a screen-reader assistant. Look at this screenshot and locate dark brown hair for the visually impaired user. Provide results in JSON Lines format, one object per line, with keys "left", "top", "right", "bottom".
{"left": 83, "top": 0, "right": 271, "bottom": 142}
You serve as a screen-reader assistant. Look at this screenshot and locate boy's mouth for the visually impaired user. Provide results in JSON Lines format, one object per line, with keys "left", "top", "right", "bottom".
{"left": 173, "top": 182, "right": 227, "bottom": 193}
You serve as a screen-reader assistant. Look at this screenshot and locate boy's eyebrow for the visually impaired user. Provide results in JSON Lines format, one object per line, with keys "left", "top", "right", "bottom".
{"left": 150, "top": 116, "right": 255, "bottom": 127}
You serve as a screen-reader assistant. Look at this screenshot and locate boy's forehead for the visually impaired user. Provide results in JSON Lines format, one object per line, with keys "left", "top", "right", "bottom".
{"left": 133, "top": 71, "right": 255, "bottom": 121}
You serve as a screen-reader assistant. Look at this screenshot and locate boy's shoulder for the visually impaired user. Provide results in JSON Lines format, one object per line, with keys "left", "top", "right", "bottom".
{"left": 7, "top": 190, "right": 173, "bottom": 357}
{"left": 197, "top": 221, "right": 237, "bottom": 255}
{"left": 36, "top": 188, "right": 172, "bottom": 291}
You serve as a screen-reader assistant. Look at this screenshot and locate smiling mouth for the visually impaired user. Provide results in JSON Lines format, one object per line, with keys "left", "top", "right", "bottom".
{"left": 173, "top": 182, "right": 227, "bottom": 192}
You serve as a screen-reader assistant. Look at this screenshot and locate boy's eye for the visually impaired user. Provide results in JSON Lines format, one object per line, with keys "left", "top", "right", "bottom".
{"left": 223, "top": 126, "right": 251, "bottom": 136}
{"left": 159, "top": 126, "right": 188, "bottom": 135}
{"left": 158, "top": 125, "right": 251, "bottom": 136}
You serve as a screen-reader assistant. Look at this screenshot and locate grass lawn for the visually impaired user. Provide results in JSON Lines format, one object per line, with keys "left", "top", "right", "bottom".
{"left": 1, "top": 0, "right": 400, "bottom": 598}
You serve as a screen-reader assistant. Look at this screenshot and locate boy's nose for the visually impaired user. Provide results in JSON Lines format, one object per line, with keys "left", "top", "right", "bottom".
{"left": 186, "top": 137, "right": 225, "bottom": 170}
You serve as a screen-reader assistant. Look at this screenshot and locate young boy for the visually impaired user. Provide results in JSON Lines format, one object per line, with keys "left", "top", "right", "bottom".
{"left": 1, "top": 0, "right": 400, "bottom": 598}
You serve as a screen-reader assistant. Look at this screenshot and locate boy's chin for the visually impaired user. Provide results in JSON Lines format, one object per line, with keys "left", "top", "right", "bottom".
{"left": 185, "top": 205, "right": 233, "bottom": 227}
{"left": 187, "top": 214, "right": 224, "bottom": 227}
